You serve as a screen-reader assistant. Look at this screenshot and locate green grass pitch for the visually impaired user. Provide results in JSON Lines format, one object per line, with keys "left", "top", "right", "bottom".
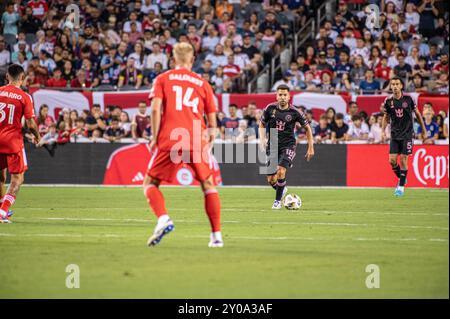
{"left": 0, "top": 186, "right": 448, "bottom": 299}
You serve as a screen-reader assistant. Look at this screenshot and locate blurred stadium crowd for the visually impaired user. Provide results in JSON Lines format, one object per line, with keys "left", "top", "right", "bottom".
{"left": 0, "top": 0, "right": 449, "bottom": 149}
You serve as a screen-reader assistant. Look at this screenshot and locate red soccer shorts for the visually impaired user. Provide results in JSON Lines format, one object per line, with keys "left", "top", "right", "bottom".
{"left": 0, "top": 148, "right": 28, "bottom": 174}
{"left": 147, "top": 147, "right": 213, "bottom": 183}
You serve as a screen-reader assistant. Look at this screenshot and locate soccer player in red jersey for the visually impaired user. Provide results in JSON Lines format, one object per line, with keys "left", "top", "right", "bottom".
{"left": 0, "top": 64, "right": 40, "bottom": 223}
{"left": 144, "top": 42, "right": 223, "bottom": 247}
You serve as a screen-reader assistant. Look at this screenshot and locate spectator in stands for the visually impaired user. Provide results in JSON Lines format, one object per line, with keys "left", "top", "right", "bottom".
{"left": 223, "top": 54, "right": 242, "bottom": 92}
{"left": 272, "top": 71, "right": 295, "bottom": 92}
{"left": 100, "top": 46, "right": 120, "bottom": 87}
{"left": 350, "top": 55, "right": 368, "bottom": 87}
{"left": 347, "top": 114, "right": 369, "bottom": 141}
{"left": 0, "top": 39, "right": 10, "bottom": 83}
{"left": 118, "top": 58, "right": 143, "bottom": 89}
{"left": 62, "top": 60, "right": 74, "bottom": 83}
{"left": 128, "top": 43, "right": 146, "bottom": 71}
{"left": 319, "top": 71, "right": 335, "bottom": 94}
{"left": 407, "top": 73, "right": 428, "bottom": 92}
{"left": 235, "top": 119, "right": 256, "bottom": 143}
{"left": 119, "top": 111, "right": 132, "bottom": 138}
{"left": 144, "top": 62, "right": 164, "bottom": 86}
{"left": 432, "top": 53, "right": 449, "bottom": 77}
{"left": 71, "top": 69, "right": 92, "bottom": 89}
{"left": 211, "top": 65, "right": 230, "bottom": 93}
{"left": 432, "top": 72, "right": 449, "bottom": 94}
{"left": 244, "top": 101, "right": 258, "bottom": 135}
{"left": 104, "top": 117, "right": 125, "bottom": 143}
{"left": 359, "top": 69, "right": 381, "bottom": 94}
{"left": 375, "top": 56, "right": 392, "bottom": 82}
{"left": 436, "top": 114, "right": 446, "bottom": 140}
{"left": 331, "top": 113, "right": 349, "bottom": 144}
{"left": 57, "top": 122, "right": 70, "bottom": 145}
{"left": 202, "top": 24, "right": 220, "bottom": 53}
{"left": 46, "top": 68, "right": 67, "bottom": 88}
{"left": 314, "top": 114, "right": 332, "bottom": 144}
{"left": 131, "top": 101, "right": 150, "bottom": 139}
{"left": 222, "top": 104, "right": 241, "bottom": 139}
{"left": 86, "top": 104, "right": 107, "bottom": 137}
{"left": 206, "top": 44, "right": 228, "bottom": 70}
{"left": 37, "top": 123, "right": 58, "bottom": 157}
{"left": 71, "top": 118, "right": 88, "bottom": 141}
{"left": 418, "top": 107, "right": 439, "bottom": 144}
{"left": 368, "top": 114, "right": 383, "bottom": 144}
{"left": 392, "top": 53, "right": 412, "bottom": 81}
{"left": 37, "top": 104, "right": 54, "bottom": 136}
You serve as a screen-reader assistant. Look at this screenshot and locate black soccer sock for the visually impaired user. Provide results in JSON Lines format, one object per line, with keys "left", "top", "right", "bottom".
{"left": 391, "top": 164, "right": 401, "bottom": 178}
{"left": 275, "top": 178, "right": 286, "bottom": 201}
{"left": 399, "top": 170, "right": 408, "bottom": 187}
{"left": 270, "top": 182, "right": 277, "bottom": 190}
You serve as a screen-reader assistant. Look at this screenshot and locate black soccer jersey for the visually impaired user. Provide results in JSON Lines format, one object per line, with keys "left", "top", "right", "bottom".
{"left": 383, "top": 94, "right": 416, "bottom": 140}
{"left": 261, "top": 103, "right": 310, "bottom": 149}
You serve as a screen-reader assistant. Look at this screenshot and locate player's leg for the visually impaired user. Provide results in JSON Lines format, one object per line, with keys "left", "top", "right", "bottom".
{"left": 144, "top": 150, "right": 176, "bottom": 246}
{"left": 394, "top": 139, "right": 412, "bottom": 197}
{"left": 272, "top": 166, "right": 287, "bottom": 209}
{"left": 144, "top": 174, "right": 175, "bottom": 246}
{"left": 200, "top": 175, "right": 223, "bottom": 248}
{"left": 188, "top": 151, "right": 223, "bottom": 247}
{"left": 389, "top": 140, "right": 401, "bottom": 180}
{"left": 0, "top": 168, "right": 6, "bottom": 204}
{"left": 266, "top": 174, "right": 277, "bottom": 190}
{"left": 0, "top": 173, "right": 24, "bottom": 223}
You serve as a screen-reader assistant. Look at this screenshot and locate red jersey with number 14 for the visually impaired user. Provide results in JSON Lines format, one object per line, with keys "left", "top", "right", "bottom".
{"left": 0, "top": 85, "right": 35, "bottom": 154}
{"left": 148, "top": 67, "right": 217, "bottom": 152}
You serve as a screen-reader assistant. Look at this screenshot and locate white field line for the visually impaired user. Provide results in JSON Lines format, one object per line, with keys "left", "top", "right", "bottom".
{"left": 0, "top": 232, "right": 447, "bottom": 243}
{"left": 19, "top": 184, "right": 447, "bottom": 190}
{"left": 10, "top": 216, "right": 449, "bottom": 231}
{"left": 13, "top": 207, "right": 449, "bottom": 216}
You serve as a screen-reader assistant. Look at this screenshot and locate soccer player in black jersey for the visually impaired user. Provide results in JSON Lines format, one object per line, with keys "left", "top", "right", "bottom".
{"left": 259, "top": 85, "right": 315, "bottom": 209}
{"left": 381, "top": 77, "right": 427, "bottom": 197}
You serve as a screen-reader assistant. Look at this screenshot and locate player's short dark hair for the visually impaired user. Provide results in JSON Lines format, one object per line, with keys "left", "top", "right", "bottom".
{"left": 390, "top": 76, "right": 404, "bottom": 88}
{"left": 92, "top": 104, "right": 101, "bottom": 109}
{"left": 76, "top": 117, "right": 86, "bottom": 124}
{"left": 111, "top": 116, "right": 120, "bottom": 122}
{"left": 229, "top": 104, "right": 238, "bottom": 109}
{"left": 335, "top": 113, "right": 344, "bottom": 120}
{"left": 276, "top": 84, "right": 290, "bottom": 92}
{"left": 7, "top": 64, "right": 25, "bottom": 81}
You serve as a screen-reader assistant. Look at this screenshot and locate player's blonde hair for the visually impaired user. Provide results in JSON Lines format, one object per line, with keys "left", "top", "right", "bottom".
{"left": 173, "top": 42, "right": 194, "bottom": 64}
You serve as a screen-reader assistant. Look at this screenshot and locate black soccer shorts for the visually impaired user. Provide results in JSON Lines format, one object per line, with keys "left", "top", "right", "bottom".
{"left": 389, "top": 139, "right": 413, "bottom": 155}
{"left": 266, "top": 146, "right": 297, "bottom": 175}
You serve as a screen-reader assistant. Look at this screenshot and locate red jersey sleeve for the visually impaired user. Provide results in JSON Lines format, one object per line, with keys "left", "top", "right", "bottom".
{"left": 23, "top": 93, "right": 35, "bottom": 120}
{"left": 148, "top": 75, "right": 164, "bottom": 101}
{"left": 204, "top": 81, "right": 217, "bottom": 114}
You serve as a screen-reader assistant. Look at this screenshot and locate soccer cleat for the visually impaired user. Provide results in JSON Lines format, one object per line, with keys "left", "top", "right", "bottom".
{"left": 0, "top": 216, "right": 11, "bottom": 224}
{"left": 147, "top": 220, "right": 175, "bottom": 247}
{"left": 272, "top": 200, "right": 282, "bottom": 210}
{"left": 208, "top": 240, "right": 224, "bottom": 248}
{"left": 7, "top": 210, "right": 13, "bottom": 218}
{"left": 394, "top": 187, "right": 404, "bottom": 197}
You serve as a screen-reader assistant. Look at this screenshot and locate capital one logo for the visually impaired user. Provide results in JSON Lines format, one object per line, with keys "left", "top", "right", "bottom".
{"left": 413, "top": 149, "right": 449, "bottom": 186}
{"left": 395, "top": 108, "right": 403, "bottom": 118}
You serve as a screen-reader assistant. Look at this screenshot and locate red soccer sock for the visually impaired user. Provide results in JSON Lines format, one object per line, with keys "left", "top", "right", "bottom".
{"left": 144, "top": 185, "right": 167, "bottom": 218}
{"left": 0, "top": 194, "right": 15, "bottom": 213}
{"left": 204, "top": 189, "right": 221, "bottom": 232}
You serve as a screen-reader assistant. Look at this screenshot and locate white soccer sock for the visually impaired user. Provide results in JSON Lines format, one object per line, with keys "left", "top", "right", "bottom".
{"left": 211, "top": 231, "right": 223, "bottom": 242}
{"left": 157, "top": 214, "right": 170, "bottom": 226}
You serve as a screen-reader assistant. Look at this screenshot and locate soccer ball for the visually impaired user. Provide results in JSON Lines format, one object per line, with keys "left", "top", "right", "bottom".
{"left": 283, "top": 194, "right": 302, "bottom": 210}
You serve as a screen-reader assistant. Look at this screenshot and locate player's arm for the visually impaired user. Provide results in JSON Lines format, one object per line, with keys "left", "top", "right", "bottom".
{"left": 258, "top": 121, "right": 267, "bottom": 152}
{"left": 206, "top": 112, "right": 217, "bottom": 147}
{"left": 303, "top": 123, "right": 314, "bottom": 162}
{"left": 150, "top": 97, "right": 162, "bottom": 149}
{"left": 26, "top": 118, "right": 40, "bottom": 145}
{"left": 414, "top": 108, "right": 427, "bottom": 141}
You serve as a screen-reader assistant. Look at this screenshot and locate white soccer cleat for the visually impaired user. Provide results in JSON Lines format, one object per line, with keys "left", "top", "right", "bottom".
{"left": 208, "top": 240, "right": 224, "bottom": 248}
{"left": 147, "top": 219, "right": 175, "bottom": 247}
{"left": 0, "top": 216, "right": 11, "bottom": 224}
{"left": 272, "top": 200, "right": 282, "bottom": 210}
{"left": 208, "top": 232, "right": 224, "bottom": 248}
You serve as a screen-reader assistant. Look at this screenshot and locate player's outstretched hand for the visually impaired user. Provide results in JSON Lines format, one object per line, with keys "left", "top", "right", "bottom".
{"left": 305, "top": 147, "right": 314, "bottom": 162}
